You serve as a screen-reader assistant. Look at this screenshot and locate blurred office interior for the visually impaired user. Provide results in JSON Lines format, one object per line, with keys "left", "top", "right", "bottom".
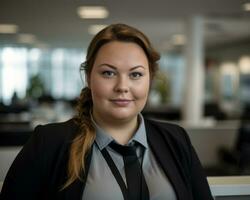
{"left": 0, "top": 0, "right": 250, "bottom": 182}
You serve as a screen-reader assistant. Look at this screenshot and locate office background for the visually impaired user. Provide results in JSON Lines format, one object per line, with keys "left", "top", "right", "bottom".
{"left": 1, "top": 1, "right": 250, "bottom": 197}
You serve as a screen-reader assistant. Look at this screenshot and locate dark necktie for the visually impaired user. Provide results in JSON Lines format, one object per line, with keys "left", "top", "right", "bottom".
{"left": 109, "top": 141, "right": 149, "bottom": 200}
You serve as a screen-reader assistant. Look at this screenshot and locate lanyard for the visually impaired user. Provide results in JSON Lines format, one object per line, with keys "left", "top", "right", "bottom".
{"left": 101, "top": 146, "right": 148, "bottom": 200}
{"left": 101, "top": 148, "right": 129, "bottom": 200}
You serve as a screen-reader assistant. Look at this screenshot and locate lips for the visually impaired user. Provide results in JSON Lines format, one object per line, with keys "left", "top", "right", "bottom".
{"left": 110, "top": 99, "right": 133, "bottom": 107}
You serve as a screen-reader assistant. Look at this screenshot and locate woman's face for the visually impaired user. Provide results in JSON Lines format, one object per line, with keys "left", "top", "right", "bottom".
{"left": 89, "top": 41, "right": 150, "bottom": 123}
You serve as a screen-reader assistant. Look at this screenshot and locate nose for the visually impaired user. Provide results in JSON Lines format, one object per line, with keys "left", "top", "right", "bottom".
{"left": 114, "top": 75, "right": 129, "bottom": 93}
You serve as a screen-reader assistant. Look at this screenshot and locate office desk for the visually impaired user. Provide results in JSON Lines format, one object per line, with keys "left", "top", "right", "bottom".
{"left": 208, "top": 176, "right": 250, "bottom": 200}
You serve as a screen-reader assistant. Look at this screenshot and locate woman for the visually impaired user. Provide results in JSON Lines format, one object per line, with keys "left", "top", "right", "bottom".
{"left": 0, "top": 24, "right": 213, "bottom": 200}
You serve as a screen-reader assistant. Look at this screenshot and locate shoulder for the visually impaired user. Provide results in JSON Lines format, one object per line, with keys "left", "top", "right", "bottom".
{"left": 1, "top": 119, "right": 79, "bottom": 197}
{"left": 30, "top": 118, "right": 79, "bottom": 150}
{"left": 144, "top": 118, "right": 194, "bottom": 169}
{"left": 144, "top": 118, "right": 192, "bottom": 151}
{"left": 19, "top": 118, "right": 80, "bottom": 168}
{"left": 35, "top": 118, "right": 78, "bottom": 138}
{"left": 144, "top": 118, "right": 189, "bottom": 140}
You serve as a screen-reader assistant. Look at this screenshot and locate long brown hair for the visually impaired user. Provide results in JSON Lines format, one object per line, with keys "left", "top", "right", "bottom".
{"left": 63, "top": 23, "right": 160, "bottom": 189}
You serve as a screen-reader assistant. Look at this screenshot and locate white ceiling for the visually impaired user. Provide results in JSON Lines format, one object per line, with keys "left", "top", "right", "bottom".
{"left": 0, "top": 0, "right": 250, "bottom": 51}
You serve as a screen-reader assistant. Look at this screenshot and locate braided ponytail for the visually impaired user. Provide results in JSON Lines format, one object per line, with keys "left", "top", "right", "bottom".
{"left": 62, "top": 87, "right": 95, "bottom": 189}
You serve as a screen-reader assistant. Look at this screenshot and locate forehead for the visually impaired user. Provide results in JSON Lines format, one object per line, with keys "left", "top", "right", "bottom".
{"left": 93, "top": 41, "right": 149, "bottom": 67}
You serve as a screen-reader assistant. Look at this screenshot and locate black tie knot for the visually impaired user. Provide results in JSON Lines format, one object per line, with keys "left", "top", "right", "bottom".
{"left": 109, "top": 141, "right": 137, "bottom": 157}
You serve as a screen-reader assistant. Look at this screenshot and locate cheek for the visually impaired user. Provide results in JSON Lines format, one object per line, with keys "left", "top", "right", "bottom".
{"left": 133, "top": 80, "right": 150, "bottom": 100}
{"left": 90, "top": 75, "right": 103, "bottom": 98}
{"left": 91, "top": 83, "right": 107, "bottom": 99}
{"left": 90, "top": 75, "right": 112, "bottom": 100}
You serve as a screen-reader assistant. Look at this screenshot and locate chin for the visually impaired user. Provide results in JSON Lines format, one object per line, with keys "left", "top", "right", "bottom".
{"left": 109, "top": 112, "right": 138, "bottom": 121}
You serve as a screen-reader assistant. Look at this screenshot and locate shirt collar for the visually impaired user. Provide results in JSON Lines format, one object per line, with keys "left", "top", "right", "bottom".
{"left": 91, "top": 113, "right": 148, "bottom": 150}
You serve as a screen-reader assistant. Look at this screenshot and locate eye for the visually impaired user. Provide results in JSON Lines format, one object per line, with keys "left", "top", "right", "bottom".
{"left": 102, "top": 70, "right": 116, "bottom": 78}
{"left": 130, "top": 72, "right": 143, "bottom": 79}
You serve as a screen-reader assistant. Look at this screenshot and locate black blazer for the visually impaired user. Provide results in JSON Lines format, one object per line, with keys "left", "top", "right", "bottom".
{"left": 0, "top": 118, "right": 213, "bottom": 200}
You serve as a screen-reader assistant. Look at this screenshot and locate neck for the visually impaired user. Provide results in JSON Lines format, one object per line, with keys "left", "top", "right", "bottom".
{"left": 93, "top": 113, "right": 139, "bottom": 145}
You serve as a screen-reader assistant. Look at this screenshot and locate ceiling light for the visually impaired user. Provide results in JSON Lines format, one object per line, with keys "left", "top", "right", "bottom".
{"left": 17, "top": 34, "right": 37, "bottom": 44}
{"left": 88, "top": 24, "right": 107, "bottom": 35}
{"left": 77, "top": 6, "right": 109, "bottom": 19}
{"left": 239, "top": 56, "right": 250, "bottom": 74}
{"left": 243, "top": 3, "right": 250, "bottom": 11}
{"left": 220, "top": 62, "right": 237, "bottom": 76}
{"left": 172, "top": 34, "right": 186, "bottom": 45}
{"left": 0, "top": 24, "right": 18, "bottom": 34}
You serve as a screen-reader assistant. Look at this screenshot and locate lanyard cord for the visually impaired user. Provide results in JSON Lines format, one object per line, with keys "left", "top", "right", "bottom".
{"left": 101, "top": 148, "right": 129, "bottom": 200}
{"left": 100, "top": 145, "right": 148, "bottom": 200}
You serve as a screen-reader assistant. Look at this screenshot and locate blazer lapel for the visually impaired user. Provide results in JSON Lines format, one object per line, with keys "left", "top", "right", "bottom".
{"left": 145, "top": 119, "right": 190, "bottom": 200}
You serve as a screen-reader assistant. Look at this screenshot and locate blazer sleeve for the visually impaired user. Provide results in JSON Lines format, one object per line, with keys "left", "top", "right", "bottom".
{"left": 0, "top": 125, "right": 48, "bottom": 200}
{"left": 180, "top": 126, "right": 213, "bottom": 200}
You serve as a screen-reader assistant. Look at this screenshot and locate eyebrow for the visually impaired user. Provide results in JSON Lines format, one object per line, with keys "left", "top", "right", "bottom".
{"left": 97, "top": 63, "right": 146, "bottom": 71}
